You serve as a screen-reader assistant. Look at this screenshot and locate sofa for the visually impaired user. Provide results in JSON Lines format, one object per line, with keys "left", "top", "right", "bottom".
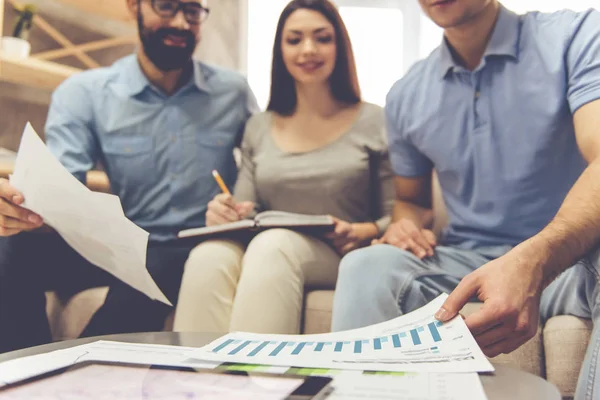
{"left": 44, "top": 174, "right": 591, "bottom": 399}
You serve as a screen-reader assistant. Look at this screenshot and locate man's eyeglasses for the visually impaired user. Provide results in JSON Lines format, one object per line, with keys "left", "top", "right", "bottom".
{"left": 151, "top": 0, "right": 210, "bottom": 24}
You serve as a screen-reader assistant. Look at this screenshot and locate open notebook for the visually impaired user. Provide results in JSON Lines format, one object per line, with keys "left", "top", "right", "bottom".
{"left": 177, "top": 211, "right": 335, "bottom": 240}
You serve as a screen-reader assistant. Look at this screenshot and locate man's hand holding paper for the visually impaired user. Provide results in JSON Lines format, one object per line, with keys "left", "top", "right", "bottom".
{"left": 8, "top": 123, "right": 170, "bottom": 306}
{"left": 0, "top": 178, "right": 43, "bottom": 236}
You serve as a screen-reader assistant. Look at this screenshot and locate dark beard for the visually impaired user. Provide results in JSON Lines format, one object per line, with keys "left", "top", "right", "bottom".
{"left": 138, "top": 12, "right": 197, "bottom": 71}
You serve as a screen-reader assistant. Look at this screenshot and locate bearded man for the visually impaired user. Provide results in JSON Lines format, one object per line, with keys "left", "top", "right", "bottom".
{"left": 0, "top": 0, "right": 257, "bottom": 353}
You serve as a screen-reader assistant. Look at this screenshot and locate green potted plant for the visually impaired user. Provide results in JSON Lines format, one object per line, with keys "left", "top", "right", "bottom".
{"left": 1, "top": 4, "right": 36, "bottom": 59}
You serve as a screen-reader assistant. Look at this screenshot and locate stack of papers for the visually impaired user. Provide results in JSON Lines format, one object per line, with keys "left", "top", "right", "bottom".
{"left": 190, "top": 294, "right": 494, "bottom": 373}
{"left": 0, "top": 295, "right": 491, "bottom": 399}
{"left": 0, "top": 340, "right": 488, "bottom": 400}
{"left": 9, "top": 123, "right": 169, "bottom": 305}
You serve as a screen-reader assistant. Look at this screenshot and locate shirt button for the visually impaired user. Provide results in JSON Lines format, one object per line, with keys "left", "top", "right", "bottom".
{"left": 170, "top": 136, "right": 176, "bottom": 143}
{"left": 475, "top": 91, "right": 481, "bottom": 98}
{"left": 170, "top": 206, "right": 177, "bottom": 212}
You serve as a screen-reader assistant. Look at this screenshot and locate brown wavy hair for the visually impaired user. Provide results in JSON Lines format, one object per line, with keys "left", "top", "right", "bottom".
{"left": 266, "top": 0, "right": 361, "bottom": 115}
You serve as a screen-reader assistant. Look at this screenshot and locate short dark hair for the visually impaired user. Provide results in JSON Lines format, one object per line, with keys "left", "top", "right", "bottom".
{"left": 266, "top": 0, "right": 361, "bottom": 115}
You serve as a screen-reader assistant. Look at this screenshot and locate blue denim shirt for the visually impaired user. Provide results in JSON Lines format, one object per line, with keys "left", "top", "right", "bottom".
{"left": 45, "top": 54, "right": 258, "bottom": 241}
{"left": 386, "top": 6, "right": 600, "bottom": 249}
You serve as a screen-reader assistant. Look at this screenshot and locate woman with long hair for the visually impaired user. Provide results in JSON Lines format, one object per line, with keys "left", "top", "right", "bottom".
{"left": 173, "top": 0, "right": 394, "bottom": 334}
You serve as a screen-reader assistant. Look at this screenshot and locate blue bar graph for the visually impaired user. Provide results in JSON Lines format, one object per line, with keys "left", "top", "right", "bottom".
{"left": 373, "top": 336, "right": 388, "bottom": 350}
{"left": 269, "top": 342, "right": 295, "bottom": 356}
{"left": 410, "top": 327, "right": 425, "bottom": 345}
{"left": 230, "top": 340, "right": 256, "bottom": 355}
{"left": 212, "top": 339, "right": 238, "bottom": 353}
{"left": 292, "top": 342, "right": 314, "bottom": 355}
{"left": 354, "top": 340, "right": 369, "bottom": 354}
{"left": 315, "top": 342, "right": 333, "bottom": 352}
{"left": 248, "top": 341, "right": 272, "bottom": 356}
{"left": 209, "top": 320, "right": 446, "bottom": 358}
{"left": 391, "top": 332, "right": 407, "bottom": 348}
{"left": 428, "top": 321, "right": 442, "bottom": 342}
{"left": 334, "top": 342, "right": 350, "bottom": 352}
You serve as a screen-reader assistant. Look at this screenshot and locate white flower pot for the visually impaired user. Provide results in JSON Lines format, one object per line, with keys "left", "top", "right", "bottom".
{"left": 0, "top": 37, "right": 31, "bottom": 59}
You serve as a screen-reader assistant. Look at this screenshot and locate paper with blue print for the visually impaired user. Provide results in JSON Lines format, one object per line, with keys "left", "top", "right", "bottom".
{"left": 190, "top": 294, "right": 494, "bottom": 373}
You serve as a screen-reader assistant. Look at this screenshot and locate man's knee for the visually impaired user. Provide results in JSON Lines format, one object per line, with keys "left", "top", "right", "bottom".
{"left": 337, "top": 244, "right": 416, "bottom": 288}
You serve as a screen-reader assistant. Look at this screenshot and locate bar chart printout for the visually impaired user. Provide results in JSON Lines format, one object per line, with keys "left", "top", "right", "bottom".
{"left": 190, "top": 294, "right": 494, "bottom": 373}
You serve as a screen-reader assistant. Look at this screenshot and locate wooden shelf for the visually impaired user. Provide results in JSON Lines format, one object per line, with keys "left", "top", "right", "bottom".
{"left": 53, "top": 0, "right": 133, "bottom": 24}
{"left": 0, "top": 54, "right": 81, "bottom": 91}
{"left": 0, "top": 160, "right": 111, "bottom": 193}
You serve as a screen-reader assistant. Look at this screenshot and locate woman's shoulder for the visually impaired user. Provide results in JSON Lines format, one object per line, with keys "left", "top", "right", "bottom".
{"left": 246, "top": 111, "right": 272, "bottom": 131}
{"left": 353, "top": 102, "right": 384, "bottom": 127}
{"left": 242, "top": 111, "right": 273, "bottom": 146}
{"left": 351, "top": 102, "right": 388, "bottom": 146}
{"left": 353, "top": 102, "right": 385, "bottom": 129}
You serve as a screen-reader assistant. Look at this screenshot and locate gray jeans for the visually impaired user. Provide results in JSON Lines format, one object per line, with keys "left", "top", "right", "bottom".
{"left": 331, "top": 244, "right": 600, "bottom": 400}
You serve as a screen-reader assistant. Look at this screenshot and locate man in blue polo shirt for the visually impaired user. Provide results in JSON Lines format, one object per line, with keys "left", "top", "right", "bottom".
{"left": 331, "top": 1, "right": 600, "bottom": 396}
{"left": 0, "top": 0, "right": 257, "bottom": 353}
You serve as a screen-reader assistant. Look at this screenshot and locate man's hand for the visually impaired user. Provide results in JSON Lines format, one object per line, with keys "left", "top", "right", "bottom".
{"left": 325, "top": 217, "right": 362, "bottom": 255}
{"left": 435, "top": 246, "right": 545, "bottom": 357}
{"left": 373, "top": 219, "right": 436, "bottom": 258}
{"left": 0, "top": 178, "right": 44, "bottom": 236}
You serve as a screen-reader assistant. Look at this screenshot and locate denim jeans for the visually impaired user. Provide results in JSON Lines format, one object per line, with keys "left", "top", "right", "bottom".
{"left": 331, "top": 244, "right": 600, "bottom": 400}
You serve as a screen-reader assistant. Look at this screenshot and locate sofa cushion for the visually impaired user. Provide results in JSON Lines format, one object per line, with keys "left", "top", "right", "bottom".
{"left": 544, "top": 315, "right": 592, "bottom": 398}
{"left": 303, "top": 291, "right": 543, "bottom": 377}
{"left": 304, "top": 290, "right": 335, "bottom": 334}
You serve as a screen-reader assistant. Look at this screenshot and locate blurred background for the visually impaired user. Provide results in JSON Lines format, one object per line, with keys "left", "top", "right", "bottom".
{"left": 0, "top": 0, "right": 598, "bottom": 151}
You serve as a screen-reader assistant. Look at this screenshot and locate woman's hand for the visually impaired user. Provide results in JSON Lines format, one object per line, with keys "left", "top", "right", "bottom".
{"left": 206, "top": 194, "right": 254, "bottom": 226}
{"left": 325, "top": 217, "right": 364, "bottom": 255}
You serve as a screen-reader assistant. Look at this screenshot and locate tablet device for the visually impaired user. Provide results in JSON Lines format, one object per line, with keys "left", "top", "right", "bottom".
{"left": 0, "top": 360, "right": 333, "bottom": 400}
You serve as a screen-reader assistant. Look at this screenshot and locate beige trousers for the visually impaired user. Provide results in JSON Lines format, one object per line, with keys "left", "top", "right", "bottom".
{"left": 173, "top": 229, "right": 341, "bottom": 334}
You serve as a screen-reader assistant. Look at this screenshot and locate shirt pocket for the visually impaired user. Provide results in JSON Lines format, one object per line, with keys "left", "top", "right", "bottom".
{"left": 101, "top": 135, "right": 155, "bottom": 189}
{"left": 195, "top": 130, "right": 236, "bottom": 175}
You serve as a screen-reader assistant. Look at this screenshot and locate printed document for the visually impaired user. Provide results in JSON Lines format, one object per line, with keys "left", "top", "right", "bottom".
{"left": 9, "top": 123, "right": 169, "bottom": 305}
{"left": 190, "top": 294, "right": 495, "bottom": 373}
{"left": 0, "top": 341, "right": 218, "bottom": 386}
{"left": 0, "top": 341, "right": 488, "bottom": 400}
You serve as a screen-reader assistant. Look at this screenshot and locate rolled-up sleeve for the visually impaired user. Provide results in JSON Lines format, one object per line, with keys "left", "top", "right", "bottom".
{"left": 385, "top": 89, "right": 433, "bottom": 177}
{"left": 566, "top": 9, "right": 600, "bottom": 114}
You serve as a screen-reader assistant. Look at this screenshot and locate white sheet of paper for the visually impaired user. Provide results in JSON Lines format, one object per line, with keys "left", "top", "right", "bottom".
{"left": 190, "top": 294, "right": 494, "bottom": 373}
{"left": 0, "top": 341, "right": 219, "bottom": 387}
{"left": 328, "top": 372, "right": 487, "bottom": 400}
{"left": 9, "top": 123, "right": 169, "bottom": 305}
{"left": 93, "top": 192, "right": 124, "bottom": 216}
{"left": 218, "top": 365, "right": 488, "bottom": 400}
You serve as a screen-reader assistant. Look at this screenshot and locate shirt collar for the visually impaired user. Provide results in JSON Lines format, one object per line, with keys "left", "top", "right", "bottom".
{"left": 122, "top": 54, "right": 213, "bottom": 96}
{"left": 439, "top": 5, "right": 521, "bottom": 78}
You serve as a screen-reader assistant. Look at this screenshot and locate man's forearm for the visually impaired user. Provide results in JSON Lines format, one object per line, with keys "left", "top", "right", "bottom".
{"left": 524, "top": 160, "right": 600, "bottom": 286}
{"left": 392, "top": 200, "right": 434, "bottom": 229}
